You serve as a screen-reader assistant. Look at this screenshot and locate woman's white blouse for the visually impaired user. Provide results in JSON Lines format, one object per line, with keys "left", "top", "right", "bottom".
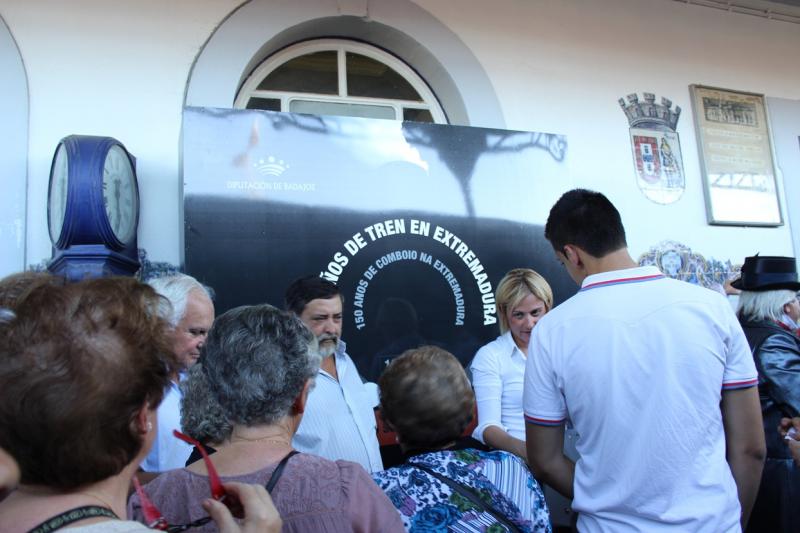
{"left": 469, "top": 330, "right": 527, "bottom": 443}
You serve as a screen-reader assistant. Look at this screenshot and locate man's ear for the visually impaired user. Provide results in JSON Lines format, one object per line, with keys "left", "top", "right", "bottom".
{"left": 563, "top": 244, "right": 583, "bottom": 268}
{"left": 291, "top": 379, "right": 313, "bottom": 415}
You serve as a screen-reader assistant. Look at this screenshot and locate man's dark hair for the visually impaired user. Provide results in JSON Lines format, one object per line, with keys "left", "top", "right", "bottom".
{"left": 544, "top": 188, "right": 627, "bottom": 258}
{"left": 284, "top": 275, "right": 342, "bottom": 315}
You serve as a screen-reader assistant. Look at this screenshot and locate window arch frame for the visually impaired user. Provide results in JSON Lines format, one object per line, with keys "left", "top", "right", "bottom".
{"left": 234, "top": 39, "right": 448, "bottom": 123}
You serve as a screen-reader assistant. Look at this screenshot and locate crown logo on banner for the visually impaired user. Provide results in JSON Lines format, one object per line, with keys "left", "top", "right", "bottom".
{"left": 254, "top": 156, "right": 290, "bottom": 177}
{"left": 618, "top": 93, "right": 681, "bottom": 131}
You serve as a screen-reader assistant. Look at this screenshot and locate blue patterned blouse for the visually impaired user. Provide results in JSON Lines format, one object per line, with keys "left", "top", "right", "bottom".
{"left": 372, "top": 448, "right": 552, "bottom": 532}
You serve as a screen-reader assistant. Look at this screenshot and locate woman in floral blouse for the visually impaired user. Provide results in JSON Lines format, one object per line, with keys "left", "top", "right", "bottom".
{"left": 372, "top": 346, "right": 551, "bottom": 532}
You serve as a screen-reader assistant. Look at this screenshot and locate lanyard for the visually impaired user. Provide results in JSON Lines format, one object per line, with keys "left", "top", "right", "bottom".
{"left": 265, "top": 450, "right": 300, "bottom": 493}
{"left": 27, "top": 505, "right": 118, "bottom": 533}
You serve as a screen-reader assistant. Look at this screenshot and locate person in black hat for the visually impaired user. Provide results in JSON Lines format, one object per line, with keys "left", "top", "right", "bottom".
{"left": 734, "top": 255, "right": 800, "bottom": 533}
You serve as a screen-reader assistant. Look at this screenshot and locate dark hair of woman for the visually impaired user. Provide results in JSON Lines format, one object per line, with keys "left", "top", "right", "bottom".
{"left": 379, "top": 345, "right": 474, "bottom": 450}
{"left": 0, "top": 277, "right": 172, "bottom": 489}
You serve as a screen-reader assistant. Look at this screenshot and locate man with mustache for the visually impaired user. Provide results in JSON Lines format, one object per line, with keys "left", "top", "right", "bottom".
{"left": 142, "top": 274, "right": 215, "bottom": 472}
{"left": 285, "top": 276, "right": 383, "bottom": 473}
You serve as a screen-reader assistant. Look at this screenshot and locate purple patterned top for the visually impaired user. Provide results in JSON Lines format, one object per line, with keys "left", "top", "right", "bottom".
{"left": 127, "top": 453, "right": 403, "bottom": 532}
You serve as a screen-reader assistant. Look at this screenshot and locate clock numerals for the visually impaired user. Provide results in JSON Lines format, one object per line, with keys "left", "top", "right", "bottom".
{"left": 102, "top": 145, "right": 137, "bottom": 243}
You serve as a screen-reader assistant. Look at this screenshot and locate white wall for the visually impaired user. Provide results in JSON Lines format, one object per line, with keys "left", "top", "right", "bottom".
{"left": 768, "top": 96, "right": 800, "bottom": 264}
{"left": 1, "top": 0, "right": 798, "bottom": 275}
{"left": 423, "top": 0, "right": 800, "bottom": 261}
{"left": 0, "top": 0, "right": 244, "bottom": 272}
{"left": 0, "top": 14, "right": 27, "bottom": 275}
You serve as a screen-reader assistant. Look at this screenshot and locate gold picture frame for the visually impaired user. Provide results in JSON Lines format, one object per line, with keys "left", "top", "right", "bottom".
{"left": 689, "top": 84, "right": 782, "bottom": 226}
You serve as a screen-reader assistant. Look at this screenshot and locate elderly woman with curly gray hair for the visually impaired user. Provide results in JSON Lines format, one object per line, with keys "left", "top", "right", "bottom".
{"left": 128, "top": 303, "right": 402, "bottom": 532}
{"left": 372, "top": 345, "right": 551, "bottom": 532}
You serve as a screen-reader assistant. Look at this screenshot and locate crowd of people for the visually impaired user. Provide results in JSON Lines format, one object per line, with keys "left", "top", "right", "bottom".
{"left": 1, "top": 188, "right": 799, "bottom": 532}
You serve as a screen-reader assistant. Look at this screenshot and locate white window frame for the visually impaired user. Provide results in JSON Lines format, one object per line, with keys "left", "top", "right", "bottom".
{"left": 234, "top": 39, "right": 447, "bottom": 123}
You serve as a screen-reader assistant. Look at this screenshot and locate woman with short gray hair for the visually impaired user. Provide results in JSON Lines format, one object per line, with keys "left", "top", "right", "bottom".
{"left": 129, "top": 304, "right": 402, "bottom": 532}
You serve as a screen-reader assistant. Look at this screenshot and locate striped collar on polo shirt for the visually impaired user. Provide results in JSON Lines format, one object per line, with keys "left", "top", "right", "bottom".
{"left": 580, "top": 266, "right": 665, "bottom": 292}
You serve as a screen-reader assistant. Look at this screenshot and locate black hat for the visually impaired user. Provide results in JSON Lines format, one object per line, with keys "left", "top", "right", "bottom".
{"left": 731, "top": 255, "right": 800, "bottom": 292}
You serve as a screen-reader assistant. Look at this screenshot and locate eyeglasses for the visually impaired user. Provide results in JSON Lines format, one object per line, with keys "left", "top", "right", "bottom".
{"left": 133, "top": 430, "right": 243, "bottom": 532}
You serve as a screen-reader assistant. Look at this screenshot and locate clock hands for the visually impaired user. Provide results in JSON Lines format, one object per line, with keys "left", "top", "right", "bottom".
{"left": 114, "top": 178, "right": 121, "bottom": 232}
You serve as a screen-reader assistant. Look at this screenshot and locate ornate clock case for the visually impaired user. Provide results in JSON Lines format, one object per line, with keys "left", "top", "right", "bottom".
{"left": 47, "top": 135, "right": 141, "bottom": 281}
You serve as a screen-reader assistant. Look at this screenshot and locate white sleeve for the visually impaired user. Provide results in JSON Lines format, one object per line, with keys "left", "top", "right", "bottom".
{"left": 523, "top": 324, "right": 567, "bottom": 426}
{"left": 470, "top": 344, "right": 505, "bottom": 443}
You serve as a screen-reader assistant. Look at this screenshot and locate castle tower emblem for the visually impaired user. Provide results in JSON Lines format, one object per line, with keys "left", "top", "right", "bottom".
{"left": 619, "top": 93, "right": 685, "bottom": 204}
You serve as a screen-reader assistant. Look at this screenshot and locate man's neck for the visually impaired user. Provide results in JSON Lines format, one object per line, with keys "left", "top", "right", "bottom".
{"left": 582, "top": 248, "right": 638, "bottom": 277}
{"left": 320, "top": 354, "right": 338, "bottom": 379}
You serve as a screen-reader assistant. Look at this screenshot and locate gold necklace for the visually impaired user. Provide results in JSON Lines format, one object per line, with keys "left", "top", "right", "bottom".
{"left": 230, "top": 433, "right": 291, "bottom": 447}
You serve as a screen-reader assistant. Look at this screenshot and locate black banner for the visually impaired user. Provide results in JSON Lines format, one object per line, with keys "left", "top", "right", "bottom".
{"left": 184, "top": 107, "right": 574, "bottom": 380}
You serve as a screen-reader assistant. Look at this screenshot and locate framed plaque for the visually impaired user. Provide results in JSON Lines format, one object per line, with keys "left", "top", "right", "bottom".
{"left": 690, "top": 85, "right": 782, "bottom": 226}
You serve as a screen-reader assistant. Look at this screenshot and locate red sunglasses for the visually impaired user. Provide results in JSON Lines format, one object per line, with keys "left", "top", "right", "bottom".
{"left": 132, "top": 430, "right": 243, "bottom": 532}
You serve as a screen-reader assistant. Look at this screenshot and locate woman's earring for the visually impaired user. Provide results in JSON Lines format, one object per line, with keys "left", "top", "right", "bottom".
{"left": 147, "top": 421, "right": 153, "bottom": 432}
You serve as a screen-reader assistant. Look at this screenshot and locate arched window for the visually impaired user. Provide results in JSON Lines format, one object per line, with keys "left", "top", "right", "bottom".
{"left": 234, "top": 39, "right": 447, "bottom": 123}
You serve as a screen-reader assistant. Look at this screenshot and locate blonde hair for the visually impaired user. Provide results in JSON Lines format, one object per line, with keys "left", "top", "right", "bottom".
{"left": 495, "top": 268, "right": 553, "bottom": 334}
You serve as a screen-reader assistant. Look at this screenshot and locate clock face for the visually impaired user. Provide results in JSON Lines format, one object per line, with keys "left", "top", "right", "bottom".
{"left": 48, "top": 143, "right": 69, "bottom": 243}
{"left": 102, "top": 145, "right": 138, "bottom": 243}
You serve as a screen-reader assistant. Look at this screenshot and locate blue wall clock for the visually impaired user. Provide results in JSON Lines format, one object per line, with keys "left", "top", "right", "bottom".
{"left": 47, "top": 135, "right": 140, "bottom": 280}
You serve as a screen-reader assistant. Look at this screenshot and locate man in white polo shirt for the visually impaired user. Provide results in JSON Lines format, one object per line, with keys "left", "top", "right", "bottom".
{"left": 524, "top": 189, "right": 765, "bottom": 532}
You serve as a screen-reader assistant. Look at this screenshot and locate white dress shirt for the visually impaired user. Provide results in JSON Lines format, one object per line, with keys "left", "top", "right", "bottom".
{"left": 470, "top": 330, "right": 527, "bottom": 443}
{"left": 293, "top": 340, "right": 384, "bottom": 473}
{"left": 141, "top": 380, "right": 193, "bottom": 472}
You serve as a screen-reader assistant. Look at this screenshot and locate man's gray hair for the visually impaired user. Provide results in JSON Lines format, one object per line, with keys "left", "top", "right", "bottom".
{"left": 202, "top": 304, "right": 320, "bottom": 426}
{"left": 180, "top": 364, "right": 232, "bottom": 445}
{"left": 147, "top": 274, "right": 213, "bottom": 327}
{"left": 738, "top": 289, "right": 797, "bottom": 323}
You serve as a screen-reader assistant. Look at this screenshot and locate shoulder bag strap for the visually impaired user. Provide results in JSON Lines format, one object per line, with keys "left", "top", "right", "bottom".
{"left": 410, "top": 463, "right": 522, "bottom": 533}
{"left": 27, "top": 505, "right": 118, "bottom": 533}
{"left": 265, "top": 450, "right": 300, "bottom": 493}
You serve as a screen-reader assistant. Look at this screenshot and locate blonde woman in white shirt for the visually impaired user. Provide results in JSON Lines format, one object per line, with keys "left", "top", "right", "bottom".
{"left": 470, "top": 268, "right": 553, "bottom": 459}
